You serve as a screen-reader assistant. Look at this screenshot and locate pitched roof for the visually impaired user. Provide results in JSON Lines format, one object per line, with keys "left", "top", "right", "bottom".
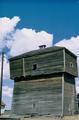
{"left": 9, "top": 46, "right": 77, "bottom": 61}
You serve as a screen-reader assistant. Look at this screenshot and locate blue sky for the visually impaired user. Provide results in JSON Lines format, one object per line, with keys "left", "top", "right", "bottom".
{"left": 0, "top": 0, "right": 79, "bottom": 110}
{"left": 0, "top": 0, "right": 79, "bottom": 44}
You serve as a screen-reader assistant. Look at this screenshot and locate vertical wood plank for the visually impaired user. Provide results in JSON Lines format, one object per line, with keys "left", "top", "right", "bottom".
{"left": 11, "top": 76, "right": 62, "bottom": 116}
{"left": 62, "top": 74, "right": 64, "bottom": 116}
{"left": 23, "top": 58, "right": 25, "bottom": 76}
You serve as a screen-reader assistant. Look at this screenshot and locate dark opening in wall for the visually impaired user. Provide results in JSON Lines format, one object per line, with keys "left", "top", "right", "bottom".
{"left": 70, "top": 62, "right": 73, "bottom": 68}
{"left": 32, "top": 64, "right": 37, "bottom": 70}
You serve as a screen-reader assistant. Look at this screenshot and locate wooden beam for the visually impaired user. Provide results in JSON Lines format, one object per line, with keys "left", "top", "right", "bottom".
{"left": 23, "top": 58, "right": 25, "bottom": 76}
{"left": 62, "top": 73, "right": 64, "bottom": 116}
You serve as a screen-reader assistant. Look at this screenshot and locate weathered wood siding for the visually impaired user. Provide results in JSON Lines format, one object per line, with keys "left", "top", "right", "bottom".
{"left": 9, "top": 47, "right": 77, "bottom": 80}
{"left": 10, "top": 58, "right": 23, "bottom": 79}
{"left": 11, "top": 76, "right": 62, "bottom": 115}
{"left": 64, "top": 74, "right": 78, "bottom": 115}
{"left": 10, "top": 48, "right": 64, "bottom": 79}
{"left": 65, "top": 50, "right": 77, "bottom": 76}
{"left": 9, "top": 47, "right": 78, "bottom": 116}
{"left": 24, "top": 49, "right": 64, "bottom": 77}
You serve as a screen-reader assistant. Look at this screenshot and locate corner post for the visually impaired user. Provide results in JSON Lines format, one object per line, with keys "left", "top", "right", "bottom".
{"left": 23, "top": 58, "right": 25, "bottom": 76}
{"left": 62, "top": 73, "right": 64, "bottom": 117}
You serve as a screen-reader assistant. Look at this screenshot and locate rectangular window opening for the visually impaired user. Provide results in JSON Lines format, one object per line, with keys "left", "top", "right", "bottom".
{"left": 32, "top": 64, "right": 37, "bottom": 70}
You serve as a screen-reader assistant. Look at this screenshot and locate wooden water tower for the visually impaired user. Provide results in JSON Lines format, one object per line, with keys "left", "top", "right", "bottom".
{"left": 9, "top": 46, "right": 78, "bottom": 116}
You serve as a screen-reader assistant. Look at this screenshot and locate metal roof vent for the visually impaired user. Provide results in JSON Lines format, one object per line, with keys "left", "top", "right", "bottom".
{"left": 39, "top": 45, "right": 46, "bottom": 49}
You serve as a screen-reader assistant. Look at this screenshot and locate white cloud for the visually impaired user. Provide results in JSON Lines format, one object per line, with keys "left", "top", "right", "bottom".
{"left": 0, "top": 16, "right": 53, "bottom": 57}
{"left": 0, "top": 16, "right": 20, "bottom": 52}
{"left": 10, "top": 28, "right": 53, "bottom": 56}
{"left": 2, "top": 86, "right": 13, "bottom": 98}
{"left": 76, "top": 87, "right": 79, "bottom": 94}
{"left": 0, "top": 16, "right": 20, "bottom": 38}
{"left": 55, "top": 36, "right": 79, "bottom": 55}
{"left": 55, "top": 36, "right": 79, "bottom": 93}
{"left": 2, "top": 86, "right": 13, "bottom": 109}
{"left": 76, "top": 78, "right": 79, "bottom": 94}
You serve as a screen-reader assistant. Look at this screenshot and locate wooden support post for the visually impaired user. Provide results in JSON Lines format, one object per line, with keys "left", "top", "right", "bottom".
{"left": 62, "top": 73, "right": 64, "bottom": 117}
{"left": 23, "top": 58, "right": 25, "bottom": 76}
{"left": 0, "top": 52, "right": 4, "bottom": 115}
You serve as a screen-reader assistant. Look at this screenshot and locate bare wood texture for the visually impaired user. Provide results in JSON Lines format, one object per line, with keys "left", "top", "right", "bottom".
{"left": 9, "top": 47, "right": 77, "bottom": 80}
{"left": 65, "top": 50, "right": 77, "bottom": 76}
{"left": 9, "top": 47, "right": 78, "bottom": 116}
{"left": 64, "top": 74, "right": 78, "bottom": 115}
{"left": 10, "top": 59, "right": 23, "bottom": 79}
{"left": 11, "top": 76, "right": 62, "bottom": 115}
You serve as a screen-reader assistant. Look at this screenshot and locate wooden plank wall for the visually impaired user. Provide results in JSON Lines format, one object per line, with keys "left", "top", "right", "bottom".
{"left": 11, "top": 76, "right": 62, "bottom": 116}
{"left": 65, "top": 51, "right": 77, "bottom": 76}
{"left": 24, "top": 50, "right": 64, "bottom": 77}
{"left": 10, "top": 49, "right": 64, "bottom": 79}
{"left": 9, "top": 47, "right": 78, "bottom": 80}
{"left": 10, "top": 59, "right": 23, "bottom": 79}
{"left": 64, "top": 74, "right": 78, "bottom": 115}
